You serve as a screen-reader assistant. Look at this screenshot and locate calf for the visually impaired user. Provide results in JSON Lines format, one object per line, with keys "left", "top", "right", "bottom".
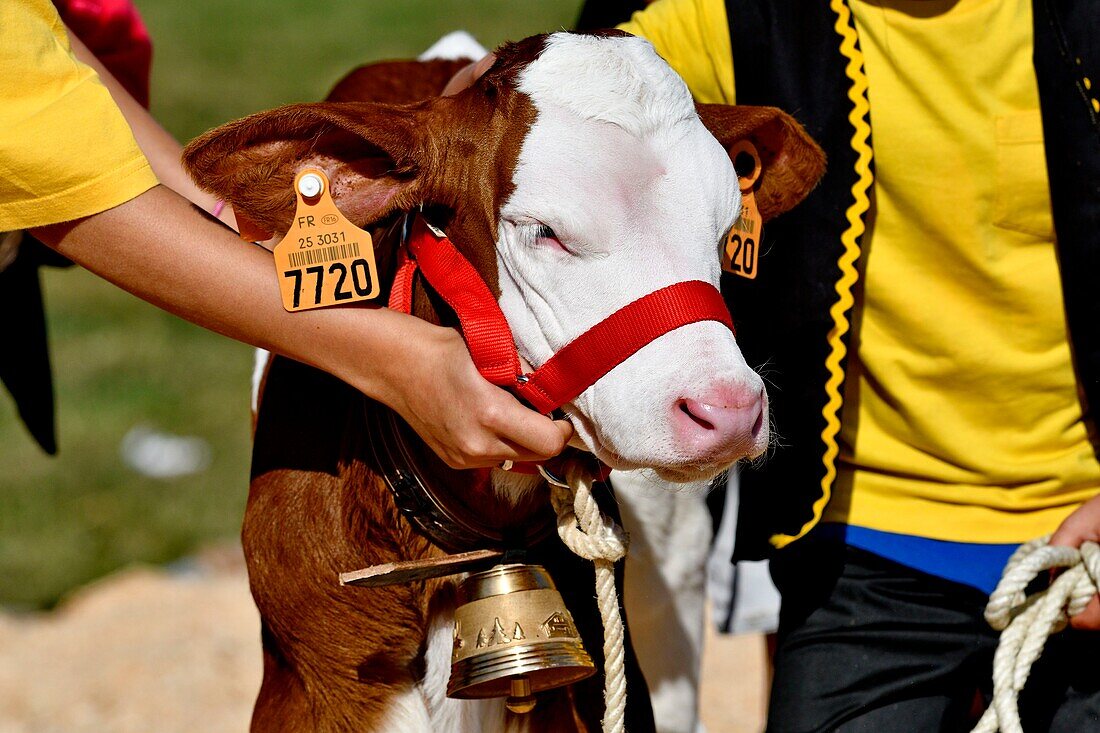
{"left": 184, "top": 31, "right": 823, "bottom": 733}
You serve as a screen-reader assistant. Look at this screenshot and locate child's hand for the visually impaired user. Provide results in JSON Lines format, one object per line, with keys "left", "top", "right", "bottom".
{"left": 34, "top": 187, "right": 572, "bottom": 472}
{"left": 1050, "top": 492, "right": 1100, "bottom": 630}
{"left": 365, "top": 314, "right": 573, "bottom": 471}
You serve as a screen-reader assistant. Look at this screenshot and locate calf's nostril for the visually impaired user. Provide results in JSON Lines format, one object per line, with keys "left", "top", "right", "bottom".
{"left": 751, "top": 403, "right": 765, "bottom": 437}
{"left": 678, "top": 399, "right": 717, "bottom": 431}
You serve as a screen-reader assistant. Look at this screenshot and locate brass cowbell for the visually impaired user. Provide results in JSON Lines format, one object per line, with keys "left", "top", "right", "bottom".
{"left": 448, "top": 563, "right": 596, "bottom": 713}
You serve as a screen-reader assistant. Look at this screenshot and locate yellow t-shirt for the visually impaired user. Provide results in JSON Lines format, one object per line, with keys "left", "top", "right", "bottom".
{"left": 0, "top": 0, "right": 157, "bottom": 231}
{"left": 826, "top": 0, "right": 1100, "bottom": 543}
{"left": 625, "top": 0, "right": 1100, "bottom": 543}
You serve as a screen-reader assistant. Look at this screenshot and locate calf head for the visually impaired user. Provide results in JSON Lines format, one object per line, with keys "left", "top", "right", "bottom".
{"left": 184, "top": 31, "right": 824, "bottom": 483}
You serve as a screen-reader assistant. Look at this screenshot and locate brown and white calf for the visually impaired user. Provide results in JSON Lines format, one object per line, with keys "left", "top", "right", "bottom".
{"left": 183, "top": 30, "right": 822, "bottom": 733}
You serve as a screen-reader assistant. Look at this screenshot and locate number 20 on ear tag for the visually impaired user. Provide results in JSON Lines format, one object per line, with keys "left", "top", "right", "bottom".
{"left": 273, "top": 169, "right": 380, "bottom": 312}
{"left": 722, "top": 141, "right": 763, "bottom": 280}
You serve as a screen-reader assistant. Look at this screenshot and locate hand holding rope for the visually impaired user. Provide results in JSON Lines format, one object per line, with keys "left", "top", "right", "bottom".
{"left": 971, "top": 536, "right": 1100, "bottom": 733}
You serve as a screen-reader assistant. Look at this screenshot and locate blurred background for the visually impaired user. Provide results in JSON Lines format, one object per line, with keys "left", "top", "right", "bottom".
{"left": 0, "top": 0, "right": 585, "bottom": 612}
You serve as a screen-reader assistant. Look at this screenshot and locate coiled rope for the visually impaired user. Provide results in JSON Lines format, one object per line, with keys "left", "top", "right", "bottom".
{"left": 971, "top": 536, "right": 1100, "bottom": 733}
{"left": 549, "top": 461, "right": 630, "bottom": 733}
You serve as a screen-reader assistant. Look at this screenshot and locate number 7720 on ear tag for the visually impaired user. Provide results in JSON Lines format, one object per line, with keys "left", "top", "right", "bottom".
{"left": 273, "top": 169, "right": 381, "bottom": 312}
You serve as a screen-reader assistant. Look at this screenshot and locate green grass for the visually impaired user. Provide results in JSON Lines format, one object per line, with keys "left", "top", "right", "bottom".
{"left": 145, "top": 1, "right": 585, "bottom": 143}
{"left": 0, "top": 0, "right": 582, "bottom": 609}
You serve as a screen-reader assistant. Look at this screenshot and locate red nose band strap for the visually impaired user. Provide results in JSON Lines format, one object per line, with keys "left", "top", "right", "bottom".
{"left": 513, "top": 280, "right": 734, "bottom": 414}
{"left": 390, "top": 215, "right": 735, "bottom": 414}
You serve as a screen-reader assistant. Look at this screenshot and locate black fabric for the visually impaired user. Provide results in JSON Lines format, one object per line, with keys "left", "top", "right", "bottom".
{"left": 723, "top": 0, "right": 1100, "bottom": 559}
{"left": 724, "top": 0, "right": 871, "bottom": 557}
{"left": 767, "top": 541, "right": 1100, "bottom": 733}
{"left": 0, "top": 237, "right": 73, "bottom": 455}
{"left": 575, "top": 0, "right": 649, "bottom": 31}
{"left": 1033, "top": 0, "right": 1100, "bottom": 438}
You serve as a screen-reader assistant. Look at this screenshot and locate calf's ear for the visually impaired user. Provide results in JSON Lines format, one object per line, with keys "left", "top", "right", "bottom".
{"left": 183, "top": 101, "right": 436, "bottom": 239}
{"left": 696, "top": 104, "right": 826, "bottom": 222}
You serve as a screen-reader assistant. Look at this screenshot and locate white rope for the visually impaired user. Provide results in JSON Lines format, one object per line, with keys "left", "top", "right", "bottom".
{"left": 970, "top": 536, "right": 1100, "bottom": 733}
{"left": 550, "top": 461, "right": 630, "bottom": 733}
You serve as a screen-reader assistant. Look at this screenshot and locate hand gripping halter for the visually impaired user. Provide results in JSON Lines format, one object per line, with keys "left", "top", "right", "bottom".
{"left": 389, "top": 215, "right": 736, "bottom": 416}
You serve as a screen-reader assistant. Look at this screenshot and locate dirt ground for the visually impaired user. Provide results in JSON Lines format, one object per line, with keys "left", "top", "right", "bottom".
{"left": 0, "top": 545, "right": 766, "bottom": 733}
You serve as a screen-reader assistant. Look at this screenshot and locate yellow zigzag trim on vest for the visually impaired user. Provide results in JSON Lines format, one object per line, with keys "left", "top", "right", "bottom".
{"left": 770, "top": 0, "right": 872, "bottom": 550}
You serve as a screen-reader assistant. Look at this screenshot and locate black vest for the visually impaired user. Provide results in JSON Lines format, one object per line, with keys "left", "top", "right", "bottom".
{"left": 724, "top": 0, "right": 1100, "bottom": 558}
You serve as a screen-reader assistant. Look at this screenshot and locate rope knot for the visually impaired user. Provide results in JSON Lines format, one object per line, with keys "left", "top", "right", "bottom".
{"left": 971, "top": 537, "right": 1100, "bottom": 733}
{"left": 550, "top": 462, "right": 629, "bottom": 563}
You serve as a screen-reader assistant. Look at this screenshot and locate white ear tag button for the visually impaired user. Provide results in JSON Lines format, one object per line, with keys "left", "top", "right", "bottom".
{"left": 297, "top": 173, "right": 324, "bottom": 199}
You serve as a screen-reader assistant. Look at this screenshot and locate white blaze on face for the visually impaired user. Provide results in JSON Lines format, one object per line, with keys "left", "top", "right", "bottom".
{"left": 495, "top": 33, "right": 769, "bottom": 482}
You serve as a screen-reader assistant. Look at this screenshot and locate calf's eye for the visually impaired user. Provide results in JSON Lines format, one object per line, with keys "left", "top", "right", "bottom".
{"left": 532, "top": 223, "right": 568, "bottom": 253}
{"left": 534, "top": 224, "right": 557, "bottom": 240}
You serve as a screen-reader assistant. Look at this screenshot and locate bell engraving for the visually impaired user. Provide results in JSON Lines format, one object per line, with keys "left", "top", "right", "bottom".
{"left": 448, "top": 564, "right": 596, "bottom": 709}
{"left": 540, "top": 612, "right": 576, "bottom": 639}
{"left": 487, "top": 617, "right": 511, "bottom": 646}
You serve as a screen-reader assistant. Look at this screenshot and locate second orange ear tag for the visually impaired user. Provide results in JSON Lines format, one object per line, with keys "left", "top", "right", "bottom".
{"left": 722, "top": 141, "right": 763, "bottom": 280}
{"left": 273, "top": 169, "right": 381, "bottom": 312}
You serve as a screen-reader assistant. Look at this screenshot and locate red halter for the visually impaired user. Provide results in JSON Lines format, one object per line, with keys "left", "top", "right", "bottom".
{"left": 389, "top": 215, "right": 735, "bottom": 416}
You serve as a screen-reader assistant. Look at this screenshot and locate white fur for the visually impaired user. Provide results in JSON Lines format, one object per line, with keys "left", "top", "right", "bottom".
{"left": 516, "top": 33, "right": 696, "bottom": 139}
{"left": 492, "top": 39, "right": 769, "bottom": 728}
{"left": 389, "top": 599, "right": 530, "bottom": 733}
{"left": 251, "top": 348, "right": 270, "bottom": 415}
{"left": 375, "top": 595, "right": 521, "bottom": 733}
{"left": 374, "top": 685, "right": 436, "bottom": 732}
{"left": 496, "top": 33, "right": 767, "bottom": 481}
{"left": 613, "top": 470, "right": 712, "bottom": 733}
{"left": 415, "top": 608, "right": 516, "bottom": 733}
{"left": 418, "top": 31, "right": 489, "bottom": 62}
{"left": 356, "top": 477, "right": 717, "bottom": 733}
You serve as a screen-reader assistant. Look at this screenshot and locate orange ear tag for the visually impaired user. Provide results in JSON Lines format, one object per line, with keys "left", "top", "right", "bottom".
{"left": 722, "top": 141, "right": 763, "bottom": 280}
{"left": 273, "top": 169, "right": 381, "bottom": 312}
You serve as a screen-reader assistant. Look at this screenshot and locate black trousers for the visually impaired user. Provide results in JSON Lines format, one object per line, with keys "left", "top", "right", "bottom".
{"left": 766, "top": 542, "right": 1100, "bottom": 733}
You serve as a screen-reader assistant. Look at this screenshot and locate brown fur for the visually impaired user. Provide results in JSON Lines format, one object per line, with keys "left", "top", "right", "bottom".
{"left": 182, "top": 32, "right": 825, "bottom": 732}
{"left": 696, "top": 103, "right": 826, "bottom": 222}
{"left": 328, "top": 59, "right": 472, "bottom": 105}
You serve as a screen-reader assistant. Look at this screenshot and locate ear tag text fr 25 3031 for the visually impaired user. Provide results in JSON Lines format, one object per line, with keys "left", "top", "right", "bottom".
{"left": 273, "top": 169, "right": 381, "bottom": 312}
{"left": 722, "top": 140, "right": 763, "bottom": 280}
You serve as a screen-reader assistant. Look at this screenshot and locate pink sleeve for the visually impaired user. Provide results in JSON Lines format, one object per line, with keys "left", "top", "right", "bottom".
{"left": 52, "top": 0, "right": 153, "bottom": 108}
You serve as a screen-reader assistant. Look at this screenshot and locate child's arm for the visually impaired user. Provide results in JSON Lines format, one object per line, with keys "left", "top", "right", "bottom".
{"left": 31, "top": 185, "right": 571, "bottom": 469}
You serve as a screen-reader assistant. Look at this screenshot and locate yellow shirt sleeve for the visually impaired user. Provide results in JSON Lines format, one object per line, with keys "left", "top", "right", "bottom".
{"left": 0, "top": 0, "right": 158, "bottom": 231}
{"left": 618, "top": 0, "right": 735, "bottom": 105}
